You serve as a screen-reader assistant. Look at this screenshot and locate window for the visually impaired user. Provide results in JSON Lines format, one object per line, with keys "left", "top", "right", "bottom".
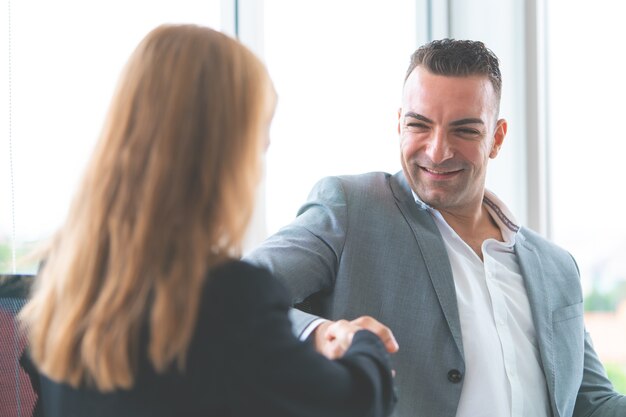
{"left": 1, "top": 0, "right": 222, "bottom": 273}
{"left": 259, "top": 0, "right": 418, "bottom": 234}
{"left": 547, "top": 0, "right": 626, "bottom": 392}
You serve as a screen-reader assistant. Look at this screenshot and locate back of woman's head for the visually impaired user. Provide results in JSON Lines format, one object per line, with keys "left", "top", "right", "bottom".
{"left": 20, "top": 24, "right": 273, "bottom": 391}
{"left": 102, "top": 24, "right": 270, "bottom": 255}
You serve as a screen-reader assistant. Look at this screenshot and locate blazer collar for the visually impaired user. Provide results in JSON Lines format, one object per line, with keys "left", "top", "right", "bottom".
{"left": 389, "top": 171, "right": 465, "bottom": 359}
{"left": 515, "top": 231, "right": 559, "bottom": 416}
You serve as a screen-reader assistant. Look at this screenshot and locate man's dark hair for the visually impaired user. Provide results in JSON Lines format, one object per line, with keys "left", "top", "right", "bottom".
{"left": 405, "top": 39, "right": 502, "bottom": 100}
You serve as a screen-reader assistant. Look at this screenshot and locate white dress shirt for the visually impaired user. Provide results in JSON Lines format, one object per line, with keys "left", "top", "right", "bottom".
{"left": 415, "top": 190, "right": 550, "bottom": 417}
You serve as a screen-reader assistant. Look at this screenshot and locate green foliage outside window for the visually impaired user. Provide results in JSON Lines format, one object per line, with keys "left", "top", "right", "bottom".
{"left": 0, "top": 241, "right": 39, "bottom": 274}
{"left": 585, "top": 282, "right": 626, "bottom": 312}
{"left": 0, "top": 242, "right": 13, "bottom": 273}
{"left": 0, "top": 243, "right": 10, "bottom": 272}
{"left": 606, "top": 363, "right": 626, "bottom": 394}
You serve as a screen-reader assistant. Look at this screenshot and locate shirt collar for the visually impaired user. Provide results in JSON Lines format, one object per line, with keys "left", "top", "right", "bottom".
{"left": 411, "top": 189, "right": 520, "bottom": 245}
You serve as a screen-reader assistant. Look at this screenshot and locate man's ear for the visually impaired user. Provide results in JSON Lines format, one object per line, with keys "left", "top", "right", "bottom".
{"left": 490, "top": 119, "right": 507, "bottom": 158}
{"left": 397, "top": 108, "right": 402, "bottom": 135}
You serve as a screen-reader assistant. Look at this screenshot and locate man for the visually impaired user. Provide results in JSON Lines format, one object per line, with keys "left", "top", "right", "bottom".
{"left": 246, "top": 39, "right": 625, "bottom": 417}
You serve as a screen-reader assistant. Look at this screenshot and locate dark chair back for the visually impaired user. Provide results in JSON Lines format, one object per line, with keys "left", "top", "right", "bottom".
{"left": 0, "top": 274, "right": 37, "bottom": 417}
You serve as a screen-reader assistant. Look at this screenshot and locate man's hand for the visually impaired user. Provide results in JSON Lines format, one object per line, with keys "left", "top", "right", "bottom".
{"left": 313, "top": 316, "right": 399, "bottom": 359}
{"left": 350, "top": 316, "right": 400, "bottom": 354}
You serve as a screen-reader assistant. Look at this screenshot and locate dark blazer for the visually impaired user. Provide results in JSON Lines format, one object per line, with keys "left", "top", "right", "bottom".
{"left": 31, "top": 261, "right": 396, "bottom": 417}
{"left": 246, "top": 171, "right": 626, "bottom": 417}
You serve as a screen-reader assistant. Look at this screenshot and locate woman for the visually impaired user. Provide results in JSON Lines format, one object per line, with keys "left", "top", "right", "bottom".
{"left": 20, "top": 24, "right": 395, "bottom": 417}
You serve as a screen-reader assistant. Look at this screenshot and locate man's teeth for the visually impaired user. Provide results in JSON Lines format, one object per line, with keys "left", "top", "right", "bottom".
{"left": 424, "top": 167, "right": 455, "bottom": 174}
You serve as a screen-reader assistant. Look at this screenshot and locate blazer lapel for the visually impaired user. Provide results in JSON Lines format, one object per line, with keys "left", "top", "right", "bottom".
{"left": 516, "top": 231, "right": 559, "bottom": 416}
{"left": 389, "top": 172, "right": 464, "bottom": 359}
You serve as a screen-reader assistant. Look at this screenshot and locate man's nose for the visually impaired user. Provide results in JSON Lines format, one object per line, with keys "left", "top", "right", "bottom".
{"left": 425, "top": 129, "right": 453, "bottom": 164}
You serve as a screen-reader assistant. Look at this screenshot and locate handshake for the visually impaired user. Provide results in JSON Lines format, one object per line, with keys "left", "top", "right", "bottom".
{"left": 313, "top": 316, "right": 400, "bottom": 359}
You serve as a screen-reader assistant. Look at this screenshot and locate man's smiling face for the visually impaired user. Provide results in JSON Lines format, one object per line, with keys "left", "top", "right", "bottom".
{"left": 397, "top": 66, "right": 506, "bottom": 214}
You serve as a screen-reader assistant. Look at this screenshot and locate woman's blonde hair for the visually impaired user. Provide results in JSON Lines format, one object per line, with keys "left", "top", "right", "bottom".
{"left": 20, "top": 24, "right": 272, "bottom": 391}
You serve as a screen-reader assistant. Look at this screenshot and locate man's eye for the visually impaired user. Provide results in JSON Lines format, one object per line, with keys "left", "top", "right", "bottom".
{"left": 456, "top": 128, "right": 481, "bottom": 137}
{"left": 406, "top": 123, "right": 429, "bottom": 130}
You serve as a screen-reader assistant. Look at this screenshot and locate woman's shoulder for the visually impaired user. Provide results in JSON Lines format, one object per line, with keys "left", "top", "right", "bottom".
{"left": 203, "top": 260, "right": 291, "bottom": 311}
{"left": 210, "top": 259, "right": 271, "bottom": 279}
{"left": 209, "top": 259, "right": 280, "bottom": 288}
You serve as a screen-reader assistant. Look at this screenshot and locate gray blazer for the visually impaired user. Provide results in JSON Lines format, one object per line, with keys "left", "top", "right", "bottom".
{"left": 246, "top": 171, "right": 625, "bottom": 417}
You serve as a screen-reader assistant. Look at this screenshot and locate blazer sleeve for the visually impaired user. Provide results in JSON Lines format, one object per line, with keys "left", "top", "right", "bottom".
{"left": 558, "top": 254, "right": 626, "bottom": 416}
{"left": 572, "top": 330, "right": 626, "bottom": 416}
{"left": 244, "top": 176, "right": 349, "bottom": 335}
{"left": 209, "top": 261, "right": 396, "bottom": 417}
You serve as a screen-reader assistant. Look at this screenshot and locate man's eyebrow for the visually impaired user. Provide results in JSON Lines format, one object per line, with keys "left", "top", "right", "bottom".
{"left": 450, "top": 118, "right": 484, "bottom": 126}
{"left": 404, "top": 113, "right": 484, "bottom": 127}
{"left": 404, "top": 112, "right": 433, "bottom": 124}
